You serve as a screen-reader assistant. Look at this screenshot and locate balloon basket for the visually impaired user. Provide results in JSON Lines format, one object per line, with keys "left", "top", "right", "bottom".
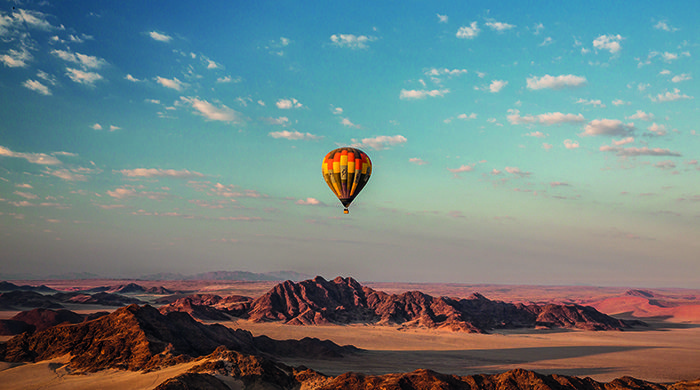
{"left": 343, "top": 208, "right": 349, "bottom": 214}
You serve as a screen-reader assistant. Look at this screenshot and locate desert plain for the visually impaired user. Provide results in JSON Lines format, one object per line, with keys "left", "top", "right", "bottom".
{"left": 1, "top": 278, "right": 699, "bottom": 389}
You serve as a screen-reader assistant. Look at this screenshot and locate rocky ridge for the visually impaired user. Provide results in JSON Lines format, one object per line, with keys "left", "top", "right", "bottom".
{"left": 236, "top": 276, "right": 644, "bottom": 332}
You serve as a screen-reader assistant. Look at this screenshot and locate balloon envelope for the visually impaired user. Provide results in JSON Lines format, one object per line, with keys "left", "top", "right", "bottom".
{"left": 321, "top": 147, "right": 372, "bottom": 213}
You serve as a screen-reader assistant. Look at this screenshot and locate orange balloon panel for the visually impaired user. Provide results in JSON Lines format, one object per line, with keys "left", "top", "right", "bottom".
{"left": 322, "top": 147, "right": 372, "bottom": 213}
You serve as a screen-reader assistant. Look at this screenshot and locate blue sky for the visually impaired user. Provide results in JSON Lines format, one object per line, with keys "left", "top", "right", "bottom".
{"left": 1, "top": 1, "right": 699, "bottom": 287}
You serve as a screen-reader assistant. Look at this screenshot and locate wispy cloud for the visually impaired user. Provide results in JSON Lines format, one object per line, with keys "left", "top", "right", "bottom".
{"left": 118, "top": 168, "right": 205, "bottom": 178}
{"left": 269, "top": 130, "right": 322, "bottom": 140}
{"left": 508, "top": 109, "right": 584, "bottom": 125}
{"left": 351, "top": 135, "right": 407, "bottom": 150}
{"left": 447, "top": 165, "right": 473, "bottom": 173}
{"left": 400, "top": 89, "right": 449, "bottom": 99}
{"left": 651, "top": 88, "right": 693, "bottom": 102}
{"left": 0, "top": 145, "right": 62, "bottom": 165}
{"left": 46, "top": 168, "right": 88, "bottom": 181}
{"left": 409, "top": 158, "right": 428, "bottom": 165}
{"left": 51, "top": 49, "right": 107, "bottom": 69}
{"left": 526, "top": 74, "right": 587, "bottom": 90}
{"left": 296, "top": 197, "right": 323, "bottom": 205}
{"left": 654, "top": 20, "right": 678, "bottom": 32}
{"left": 66, "top": 68, "right": 103, "bottom": 85}
{"left": 485, "top": 21, "right": 515, "bottom": 32}
{"left": 149, "top": 31, "right": 172, "bottom": 42}
{"left": 330, "top": 34, "right": 376, "bottom": 49}
{"left": 437, "top": 14, "right": 448, "bottom": 24}
{"left": 599, "top": 145, "right": 681, "bottom": 157}
{"left": 156, "top": 76, "right": 186, "bottom": 91}
{"left": 1, "top": 48, "right": 32, "bottom": 68}
{"left": 180, "top": 97, "right": 242, "bottom": 123}
{"left": 580, "top": 119, "right": 634, "bottom": 137}
{"left": 23, "top": 79, "right": 51, "bottom": 95}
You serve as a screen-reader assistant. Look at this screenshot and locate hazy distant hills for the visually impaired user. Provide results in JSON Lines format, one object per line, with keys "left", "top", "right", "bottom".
{"left": 139, "top": 270, "right": 311, "bottom": 281}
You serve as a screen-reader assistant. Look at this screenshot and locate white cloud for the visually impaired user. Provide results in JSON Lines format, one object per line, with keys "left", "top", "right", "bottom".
{"left": 262, "top": 117, "right": 289, "bottom": 126}
{"left": 539, "top": 37, "right": 553, "bottom": 46}
{"left": 647, "top": 123, "right": 667, "bottom": 136}
{"left": 447, "top": 165, "right": 473, "bottom": 173}
{"left": 341, "top": 117, "right": 360, "bottom": 128}
{"left": 593, "top": 34, "right": 623, "bottom": 54}
{"left": 525, "top": 131, "right": 546, "bottom": 138}
{"left": 489, "top": 80, "right": 508, "bottom": 93}
{"left": 485, "top": 21, "right": 515, "bottom": 31}
{"left": 330, "top": 34, "right": 376, "bottom": 49}
{"left": 400, "top": 89, "right": 449, "bottom": 99}
{"left": 51, "top": 49, "right": 107, "bottom": 69}
{"left": 118, "top": 168, "right": 205, "bottom": 178}
{"left": 409, "top": 158, "right": 428, "bottom": 165}
{"left": 542, "top": 143, "right": 553, "bottom": 150}
{"left": 563, "top": 139, "right": 580, "bottom": 149}
{"left": 66, "top": 68, "right": 103, "bottom": 85}
{"left": 651, "top": 88, "right": 693, "bottom": 102}
{"left": 149, "top": 31, "right": 172, "bottom": 42}
{"left": 437, "top": 14, "right": 448, "bottom": 23}
{"left": 46, "top": 168, "right": 87, "bottom": 181}
{"left": 654, "top": 21, "right": 678, "bottom": 32}
{"left": 276, "top": 98, "right": 303, "bottom": 109}
{"left": 655, "top": 160, "right": 676, "bottom": 170}
{"left": 526, "top": 74, "right": 587, "bottom": 90}
{"left": 92, "top": 123, "right": 102, "bottom": 130}
{"left": 456, "top": 22, "right": 480, "bottom": 39}
{"left": 269, "top": 130, "right": 321, "bottom": 140}
{"left": 351, "top": 135, "right": 407, "bottom": 150}
{"left": 0, "top": 145, "right": 62, "bottom": 165}
{"left": 505, "top": 166, "right": 531, "bottom": 176}
{"left": 662, "top": 52, "right": 678, "bottom": 61}
{"left": 457, "top": 113, "right": 477, "bottom": 120}
{"left": 599, "top": 145, "right": 681, "bottom": 157}
{"left": 156, "top": 76, "right": 186, "bottom": 91}
{"left": 180, "top": 97, "right": 242, "bottom": 123}
{"left": 671, "top": 73, "right": 692, "bottom": 83}
{"left": 612, "top": 99, "right": 629, "bottom": 106}
{"left": 580, "top": 119, "right": 634, "bottom": 137}
{"left": 575, "top": 98, "right": 604, "bottom": 107}
{"left": 110, "top": 125, "right": 121, "bottom": 132}
{"left": 1, "top": 48, "right": 32, "bottom": 67}
{"left": 626, "top": 110, "right": 654, "bottom": 121}
{"left": 296, "top": 197, "right": 322, "bottom": 205}
{"left": 612, "top": 137, "right": 635, "bottom": 146}
{"left": 508, "top": 109, "right": 584, "bottom": 125}
{"left": 23, "top": 79, "right": 51, "bottom": 95}
{"left": 13, "top": 191, "right": 38, "bottom": 199}
{"left": 125, "top": 74, "right": 141, "bottom": 82}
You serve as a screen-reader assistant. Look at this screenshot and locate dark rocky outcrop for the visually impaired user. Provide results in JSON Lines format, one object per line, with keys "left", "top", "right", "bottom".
{"left": 244, "top": 276, "right": 643, "bottom": 332}
{"left": 159, "top": 294, "right": 253, "bottom": 320}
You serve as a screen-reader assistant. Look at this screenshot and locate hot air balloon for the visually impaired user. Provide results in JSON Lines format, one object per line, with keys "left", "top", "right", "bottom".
{"left": 322, "top": 147, "right": 372, "bottom": 214}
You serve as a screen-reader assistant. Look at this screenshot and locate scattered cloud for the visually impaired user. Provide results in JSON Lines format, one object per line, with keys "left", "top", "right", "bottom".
{"left": 180, "top": 97, "right": 242, "bottom": 123}
{"left": 92, "top": 123, "right": 102, "bottom": 130}
{"left": 647, "top": 123, "right": 667, "bottom": 136}
{"left": 400, "top": 89, "right": 449, "bottom": 99}
{"left": 51, "top": 49, "right": 107, "bottom": 69}
{"left": 525, "top": 131, "right": 546, "bottom": 138}
{"left": 118, "top": 168, "right": 205, "bottom": 178}
{"left": 671, "top": 73, "right": 691, "bottom": 83}
{"left": 149, "top": 31, "right": 172, "bottom": 42}
{"left": 409, "top": 158, "right": 428, "bottom": 165}
{"left": 654, "top": 20, "right": 678, "bottom": 32}
{"left": 447, "top": 165, "right": 473, "bottom": 173}
{"left": 1, "top": 48, "right": 32, "bottom": 68}
{"left": 505, "top": 166, "right": 531, "bottom": 177}
{"left": 330, "top": 34, "right": 376, "bottom": 49}
{"left": 599, "top": 145, "right": 681, "bottom": 157}
{"left": 262, "top": 117, "right": 289, "bottom": 126}
{"left": 0, "top": 145, "right": 62, "bottom": 165}
{"left": 612, "top": 99, "right": 629, "bottom": 106}
{"left": 485, "top": 21, "right": 515, "bottom": 32}
{"left": 575, "top": 98, "right": 604, "bottom": 107}
{"left": 563, "top": 139, "right": 580, "bottom": 149}
{"left": 593, "top": 34, "right": 623, "bottom": 54}
{"left": 156, "top": 76, "right": 186, "bottom": 91}
{"left": 542, "top": 143, "right": 553, "bottom": 150}
{"left": 456, "top": 22, "right": 480, "bottom": 39}
{"left": 269, "top": 130, "right": 322, "bottom": 140}
{"left": 580, "top": 119, "right": 634, "bottom": 137}
{"left": 23, "top": 79, "right": 51, "bottom": 95}
{"left": 655, "top": 160, "right": 676, "bottom": 170}
{"left": 489, "top": 80, "right": 508, "bottom": 93}
{"left": 526, "top": 74, "right": 587, "bottom": 90}
{"left": 296, "top": 197, "right": 323, "bottom": 205}
{"left": 508, "top": 109, "right": 584, "bottom": 125}
{"left": 651, "top": 88, "right": 693, "bottom": 102}
{"left": 276, "top": 98, "right": 303, "bottom": 109}
{"left": 626, "top": 110, "right": 654, "bottom": 121}
{"left": 612, "top": 137, "right": 635, "bottom": 146}
{"left": 46, "top": 168, "right": 88, "bottom": 181}
{"left": 437, "top": 14, "right": 448, "bottom": 23}
{"left": 351, "top": 135, "right": 407, "bottom": 150}
{"left": 125, "top": 74, "right": 141, "bottom": 82}
{"left": 550, "top": 182, "right": 570, "bottom": 187}
{"left": 66, "top": 68, "right": 103, "bottom": 85}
